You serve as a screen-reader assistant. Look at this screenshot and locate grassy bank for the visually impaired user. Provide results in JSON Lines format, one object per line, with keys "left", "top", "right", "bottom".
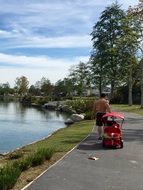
{"left": 0, "top": 120, "right": 94, "bottom": 190}
{"left": 111, "top": 104, "right": 143, "bottom": 116}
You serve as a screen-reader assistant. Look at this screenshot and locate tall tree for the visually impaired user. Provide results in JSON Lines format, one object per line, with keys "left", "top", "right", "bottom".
{"left": 117, "top": 11, "right": 141, "bottom": 105}
{"left": 91, "top": 3, "right": 126, "bottom": 98}
{"left": 129, "top": 1, "right": 143, "bottom": 107}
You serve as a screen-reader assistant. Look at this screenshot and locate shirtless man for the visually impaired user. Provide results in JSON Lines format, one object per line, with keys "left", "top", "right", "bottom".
{"left": 93, "top": 93, "right": 111, "bottom": 140}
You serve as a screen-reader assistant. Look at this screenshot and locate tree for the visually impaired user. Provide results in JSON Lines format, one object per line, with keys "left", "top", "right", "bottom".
{"left": 15, "top": 76, "right": 29, "bottom": 96}
{"left": 117, "top": 12, "right": 141, "bottom": 105}
{"left": 29, "top": 85, "right": 40, "bottom": 96}
{"left": 69, "top": 62, "right": 90, "bottom": 96}
{"left": 0, "top": 82, "right": 11, "bottom": 95}
{"left": 129, "top": 1, "right": 143, "bottom": 107}
{"left": 91, "top": 2, "right": 126, "bottom": 98}
{"left": 40, "top": 77, "right": 53, "bottom": 96}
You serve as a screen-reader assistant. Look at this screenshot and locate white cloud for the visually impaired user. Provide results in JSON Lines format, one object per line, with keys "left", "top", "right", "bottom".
{"left": 0, "top": 32, "right": 91, "bottom": 49}
{"left": 0, "top": 53, "right": 90, "bottom": 86}
{"left": 0, "top": 0, "right": 139, "bottom": 86}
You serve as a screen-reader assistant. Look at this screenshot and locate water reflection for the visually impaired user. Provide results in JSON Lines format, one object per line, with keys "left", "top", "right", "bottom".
{"left": 0, "top": 102, "right": 68, "bottom": 153}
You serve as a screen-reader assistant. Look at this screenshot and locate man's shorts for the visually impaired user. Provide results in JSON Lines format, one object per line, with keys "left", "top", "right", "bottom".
{"left": 96, "top": 112, "right": 106, "bottom": 126}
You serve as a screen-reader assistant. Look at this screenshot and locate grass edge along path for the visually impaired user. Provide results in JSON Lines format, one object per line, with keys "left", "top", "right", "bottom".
{"left": 0, "top": 120, "right": 94, "bottom": 190}
{"left": 111, "top": 104, "right": 143, "bottom": 116}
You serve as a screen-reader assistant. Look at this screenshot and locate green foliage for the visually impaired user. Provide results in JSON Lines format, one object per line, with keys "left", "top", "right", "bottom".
{"left": 30, "top": 153, "right": 45, "bottom": 167}
{"left": 0, "top": 165, "right": 21, "bottom": 190}
{"left": 18, "top": 157, "right": 33, "bottom": 171}
{"left": 68, "top": 62, "right": 91, "bottom": 96}
{"left": 17, "top": 147, "right": 55, "bottom": 170}
{"left": 84, "top": 111, "right": 92, "bottom": 120}
{"left": 15, "top": 76, "right": 29, "bottom": 95}
{"left": 31, "top": 96, "right": 50, "bottom": 105}
{"left": 90, "top": 2, "right": 140, "bottom": 101}
{"left": 38, "top": 147, "right": 55, "bottom": 160}
{"left": 8, "top": 152, "right": 23, "bottom": 160}
{"left": 91, "top": 2, "right": 126, "bottom": 96}
{"left": 66, "top": 98, "right": 95, "bottom": 118}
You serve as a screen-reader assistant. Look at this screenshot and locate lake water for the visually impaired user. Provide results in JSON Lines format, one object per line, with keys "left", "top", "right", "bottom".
{"left": 0, "top": 102, "right": 68, "bottom": 154}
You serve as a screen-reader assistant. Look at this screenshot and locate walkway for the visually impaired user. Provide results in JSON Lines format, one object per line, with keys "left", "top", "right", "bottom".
{"left": 24, "top": 112, "right": 143, "bottom": 190}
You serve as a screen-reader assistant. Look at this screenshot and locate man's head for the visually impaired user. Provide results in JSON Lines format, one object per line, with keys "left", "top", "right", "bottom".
{"left": 100, "top": 93, "right": 107, "bottom": 98}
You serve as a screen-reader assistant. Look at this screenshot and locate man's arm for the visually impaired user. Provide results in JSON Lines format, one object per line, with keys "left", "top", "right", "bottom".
{"left": 92, "top": 102, "right": 96, "bottom": 119}
{"left": 106, "top": 102, "right": 111, "bottom": 112}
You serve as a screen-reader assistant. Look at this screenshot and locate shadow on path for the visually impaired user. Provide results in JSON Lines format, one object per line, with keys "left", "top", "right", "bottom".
{"left": 77, "top": 132, "right": 103, "bottom": 151}
{"left": 123, "top": 128, "right": 143, "bottom": 143}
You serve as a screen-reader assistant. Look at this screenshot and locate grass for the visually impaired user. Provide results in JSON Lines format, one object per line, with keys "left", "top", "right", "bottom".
{"left": 111, "top": 104, "right": 143, "bottom": 115}
{"left": 23, "top": 120, "right": 94, "bottom": 153}
{"left": 0, "top": 120, "right": 93, "bottom": 190}
{"left": 0, "top": 165, "right": 21, "bottom": 190}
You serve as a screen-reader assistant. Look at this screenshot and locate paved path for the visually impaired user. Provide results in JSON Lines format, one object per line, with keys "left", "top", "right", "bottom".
{"left": 25, "top": 112, "right": 143, "bottom": 190}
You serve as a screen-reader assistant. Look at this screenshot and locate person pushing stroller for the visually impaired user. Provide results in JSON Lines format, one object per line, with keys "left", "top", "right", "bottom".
{"left": 92, "top": 93, "right": 111, "bottom": 140}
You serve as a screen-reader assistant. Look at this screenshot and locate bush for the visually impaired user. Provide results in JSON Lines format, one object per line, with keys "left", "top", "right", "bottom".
{"left": 18, "top": 157, "right": 33, "bottom": 171}
{"left": 0, "top": 165, "right": 21, "bottom": 190}
{"left": 84, "top": 111, "right": 92, "bottom": 120}
{"left": 39, "top": 147, "right": 55, "bottom": 160}
{"left": 30, "top": 147, "right": 55, "bottom": 167}
{"left": 30, "top": 153, "right": 45, "bottom": 167}
{"left": 66, "top": 98, "right": 95, "bottom": 118}
{"left": 8, "top": 152, "right": 23, "bottom": 160}
{"left": 0, "top": 147, "right": 55, "bottom": 189}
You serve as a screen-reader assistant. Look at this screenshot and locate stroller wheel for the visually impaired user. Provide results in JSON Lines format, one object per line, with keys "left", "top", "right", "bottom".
{"left": 102, "top": 139, "right": 106, "bottom": 148}
{"left": 120, "top": 140, "right": 123, "bottom": 148}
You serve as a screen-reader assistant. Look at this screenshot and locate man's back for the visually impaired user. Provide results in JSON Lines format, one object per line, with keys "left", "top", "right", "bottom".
{"left": 94, "top": 98, "right": 111, "bottom": 113}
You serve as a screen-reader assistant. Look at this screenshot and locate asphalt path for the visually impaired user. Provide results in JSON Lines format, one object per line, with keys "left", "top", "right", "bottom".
{"left": 25, "top": 112, "right": 143, "bottom": 190}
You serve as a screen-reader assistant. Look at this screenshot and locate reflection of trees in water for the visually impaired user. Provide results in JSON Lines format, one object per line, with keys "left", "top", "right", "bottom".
{"left": 0, "top": 102, "right": 68, "bottom": 122}
{"left": 0, "top": 101, "right": 10, "bottom": 109}
{"left": 35, "top": 108, "right": 68, "bottom": 120}
{"left": 14, "top": 102, "right": 27, "bottom": 119}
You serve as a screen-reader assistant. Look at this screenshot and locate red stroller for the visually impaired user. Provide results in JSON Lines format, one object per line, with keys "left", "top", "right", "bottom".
{"left": 102, "top": 112, "right": 124, "bottom": 148}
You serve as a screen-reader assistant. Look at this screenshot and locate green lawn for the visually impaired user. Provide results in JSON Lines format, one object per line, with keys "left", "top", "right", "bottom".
{"left": 111, "top": 104, "right": 143, "bottom": 116}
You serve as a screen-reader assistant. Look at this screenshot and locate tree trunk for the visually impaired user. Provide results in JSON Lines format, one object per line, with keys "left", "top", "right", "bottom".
{"left": 128, "top": 66, "right": 132, "bottom": 106}
{"left": 99, "top": 76, "right": 102, "bottom": 96}
{"left": 141, "top": 59, "right": 143, "bottom": 108}
{"left": 110, "top": 80, "right": 115, "bottom": 100}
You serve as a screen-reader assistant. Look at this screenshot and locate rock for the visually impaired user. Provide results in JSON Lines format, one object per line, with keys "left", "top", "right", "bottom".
{"left": 70, "top": 114, "right": 84, "bottom": 122}
{"left": 43, "top": 101, "right": 58, "bottom": 109}
{"left": 64, "top": 118, "right": 74, "bottom": 125}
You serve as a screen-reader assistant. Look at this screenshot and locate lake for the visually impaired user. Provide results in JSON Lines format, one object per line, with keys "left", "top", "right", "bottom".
{"left": 0, "top": 102, "right": 68, "bottom": 154}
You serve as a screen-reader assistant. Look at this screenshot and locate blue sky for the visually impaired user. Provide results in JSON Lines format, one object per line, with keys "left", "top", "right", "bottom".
{"left": 0, "top": 0, "right": 139, "bottom": 86}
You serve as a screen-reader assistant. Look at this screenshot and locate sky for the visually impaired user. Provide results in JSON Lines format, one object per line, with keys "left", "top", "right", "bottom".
{"left": 0, "top": 0, "right": 139, "bottom": 87}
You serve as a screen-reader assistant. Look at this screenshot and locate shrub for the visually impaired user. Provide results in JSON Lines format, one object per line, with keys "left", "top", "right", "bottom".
{"left": 30, "top": 147, "right": 55, "bottom": 167}
{"left": 0, "top": 147, "right": 55, "bottom": 189}
{"left": 39, "top": 147, "right": 55, "bottom": 160}
{"left": 66, "top": 98, "right": 95, "bottom": 118}
{"left": 30, "top": 153, "right": 45, "bottom": 167}
{"left": 8, "top": 152, "right": 23, "bottom": 160}
{"left": 0, "top": 165, "right": 21, "bottom": 190}
{"left": 18, "top": 157, "right": 33, "bottom": 171}
{"left": 84, "top": 111, "right": 92, "bottom": 120}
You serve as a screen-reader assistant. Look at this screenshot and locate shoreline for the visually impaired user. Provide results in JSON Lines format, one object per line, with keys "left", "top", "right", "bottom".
{"left": 0, "top": 120, "right": 93, "bottom": 190}
{"left": 0, "top": 127, "right": 64, "bottom": 156}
